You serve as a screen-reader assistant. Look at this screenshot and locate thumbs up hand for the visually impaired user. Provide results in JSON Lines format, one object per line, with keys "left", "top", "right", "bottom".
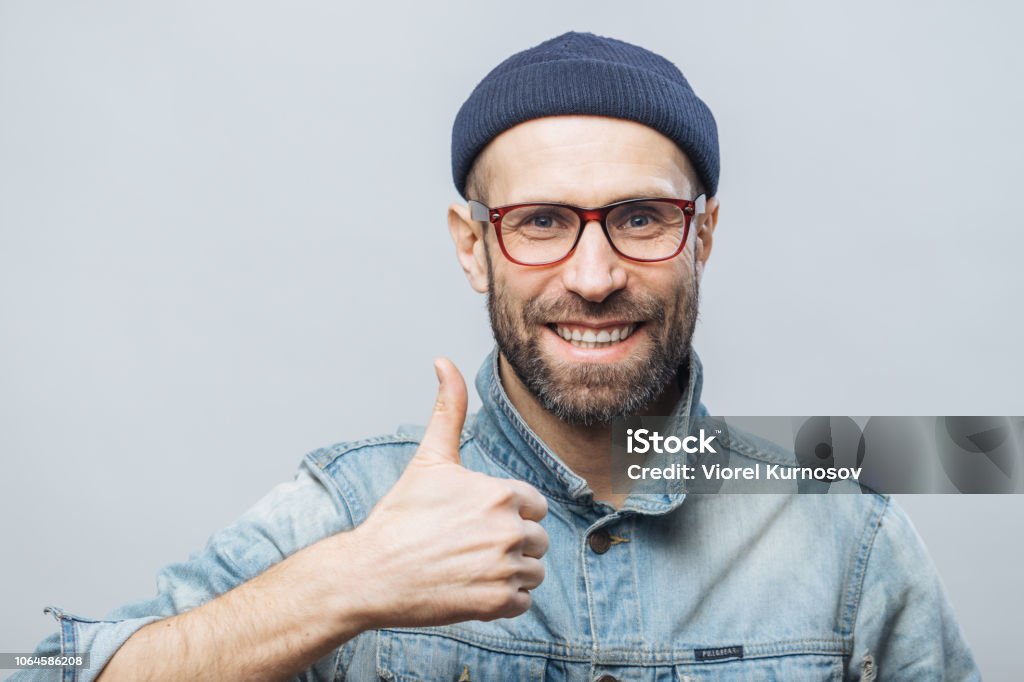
{"left": 349, "top": 358, "right": 549, "bottom": 628}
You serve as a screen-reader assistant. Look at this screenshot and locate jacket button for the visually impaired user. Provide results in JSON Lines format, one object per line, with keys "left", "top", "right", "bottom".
{"left": 595, "top": 676, "right": 619, "bottom": 682}
{"left": 588, "top": 528, "right": 612, "bottom": 554}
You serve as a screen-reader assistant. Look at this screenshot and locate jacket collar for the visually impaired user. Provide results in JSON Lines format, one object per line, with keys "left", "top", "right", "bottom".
{"left": 470, "top": 346, "right": 706, "bottom": 516}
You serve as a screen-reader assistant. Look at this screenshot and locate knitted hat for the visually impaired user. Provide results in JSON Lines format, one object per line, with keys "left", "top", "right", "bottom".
{"left": 451, "top": 31, "right": 719, "bottom": 199}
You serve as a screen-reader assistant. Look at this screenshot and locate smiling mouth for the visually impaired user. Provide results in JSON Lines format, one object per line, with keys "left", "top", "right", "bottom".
{"left": 547, "top": 322, "right": 639, "bottom": 349}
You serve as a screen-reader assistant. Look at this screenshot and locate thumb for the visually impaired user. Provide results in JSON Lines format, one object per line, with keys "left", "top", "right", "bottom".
{"left": 414, "top": 357, "right": 468, "bottom": 466}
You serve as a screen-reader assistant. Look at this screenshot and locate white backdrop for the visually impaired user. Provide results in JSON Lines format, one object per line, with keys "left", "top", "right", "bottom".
{"left": 1, "top": 1, "right": 1021, "bottom": 678}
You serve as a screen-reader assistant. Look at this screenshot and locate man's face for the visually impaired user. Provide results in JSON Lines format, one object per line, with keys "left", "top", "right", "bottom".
{"left": 453, "top": 116, "right": 712, "bottom": 426}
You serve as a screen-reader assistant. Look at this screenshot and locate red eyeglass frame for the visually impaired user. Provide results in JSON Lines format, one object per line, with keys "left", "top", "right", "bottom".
{"left": 468, "top": 195, "right": 705, "bottom": 266}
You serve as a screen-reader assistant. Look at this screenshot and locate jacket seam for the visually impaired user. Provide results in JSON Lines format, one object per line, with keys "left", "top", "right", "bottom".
{"left": 62, "top": 609, "right": 77, "bottom": 682}
{"left": 307, "top": 437, "right": 422, "bottom": 522}
{"left": 839, "top": 494, "right": 890, "bottom": 639}
{"left": 377, "top": 627, "right": 849, "bottom": 663}
{"left": 470, "top": 434, "right": 580, "bottom": 506}
{"left": 496, "top": 392, "right": 585, "bottom": 499}
{"left": 301, "top": 454, "right": 358, "bottom": 530}
{"left": 311, "top": 435, "right": 423, "bottom": 470}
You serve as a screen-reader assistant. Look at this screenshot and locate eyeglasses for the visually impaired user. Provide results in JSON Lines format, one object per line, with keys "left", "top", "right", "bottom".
{"left": 469, "top": 195, "right": 706, "bottom": 266}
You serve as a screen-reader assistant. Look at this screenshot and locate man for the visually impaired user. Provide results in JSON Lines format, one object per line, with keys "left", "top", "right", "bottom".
{"left": 19, "top": 31, "right": 978, "bottom": 681}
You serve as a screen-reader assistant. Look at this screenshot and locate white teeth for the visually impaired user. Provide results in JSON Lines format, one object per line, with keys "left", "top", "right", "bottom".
{"left": 553, "top": 323, "right": 637, "bottom": 349}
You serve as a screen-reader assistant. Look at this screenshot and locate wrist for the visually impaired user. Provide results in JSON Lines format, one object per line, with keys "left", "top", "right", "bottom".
{"left": 311, "top": 527, "right": 392, "bottom": 635}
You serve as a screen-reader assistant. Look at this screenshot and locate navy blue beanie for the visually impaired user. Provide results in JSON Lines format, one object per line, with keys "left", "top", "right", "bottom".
{"left": 451, "top": 31, "right": 719, "bottom": 199}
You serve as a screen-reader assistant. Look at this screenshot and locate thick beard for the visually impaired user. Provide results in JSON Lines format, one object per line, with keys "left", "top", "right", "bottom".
{"left": 487, "top": 261, "right": 699, "bottom": 427}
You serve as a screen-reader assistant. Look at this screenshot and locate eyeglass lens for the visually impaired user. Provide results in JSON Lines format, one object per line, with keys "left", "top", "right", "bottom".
{"left": 498, "top": 201, "right": 688, "bottom": 264}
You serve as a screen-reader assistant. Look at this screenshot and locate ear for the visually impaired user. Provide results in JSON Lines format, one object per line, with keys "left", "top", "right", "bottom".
{"left": 694, "top": 195, "right": 720, "bottom": 281}
{"left": 447, "top": 201, "right": 489, "bottom": 293}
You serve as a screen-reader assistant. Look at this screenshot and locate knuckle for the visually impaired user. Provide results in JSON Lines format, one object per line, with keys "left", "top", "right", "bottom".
{"left": 488, "top": 551, "right": 519, "bottom": 580}
{"left": 497, "top": 519, "right": 527, "bottom": 551}
{"left": 483, "top": 585, "right": 518, "bottom": 613}
{"left": 501, "top": 586, "right": 527, "bottom": 613}
{"left": 478, "top": 585, "right": 531, "bottom": 621}
{"left": 486, "top": 482, "right": 516, "bottom": 508}
{"left": 431, "top": 397, "right": 448, "bottom": 417}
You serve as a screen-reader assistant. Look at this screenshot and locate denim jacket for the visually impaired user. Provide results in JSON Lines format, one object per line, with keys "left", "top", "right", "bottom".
{"left": 18, "top": 348, "right": 980, "bottom": 681}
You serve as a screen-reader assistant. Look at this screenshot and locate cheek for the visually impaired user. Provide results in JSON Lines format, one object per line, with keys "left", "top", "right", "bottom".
{"left": 633, "top": 263, "right": 694, "bottom": 300}
{"left": 492, "top": 265, "right": 561, "bottom": 312}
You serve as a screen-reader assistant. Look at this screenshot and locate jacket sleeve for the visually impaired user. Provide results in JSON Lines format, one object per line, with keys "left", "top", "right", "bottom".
{"left": 10, "top": 455, "right": 354, "bottom": 682}
{"left": 847, "top": 497, "right": 981, "bottom": 681}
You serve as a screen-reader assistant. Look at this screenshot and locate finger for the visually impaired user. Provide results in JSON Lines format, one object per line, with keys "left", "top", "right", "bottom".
{"left": 520, "top": 520, "right": 549, "bottom": 559}
{"left": 516, "top": 556, "right": 546, "bottom": 591}
{"left": 504, "top": 479, "right": 548, "bottom": 522}
{"left": 414, "top": 357, "right": 468, "bottom": 466}
{"left": 494, "top": 590, "right": 532, "bottom": 621}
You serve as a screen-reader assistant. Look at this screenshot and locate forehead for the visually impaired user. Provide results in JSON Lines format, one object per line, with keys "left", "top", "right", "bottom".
{"left": 477, "top": 115, "right": 698, "bottom": 207}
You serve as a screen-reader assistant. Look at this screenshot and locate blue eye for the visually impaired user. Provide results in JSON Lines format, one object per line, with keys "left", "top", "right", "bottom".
{"left": 502, "top": 205, "right": 576, "bottom": 235}
{"left": 628, "top": 215, "right": 651, "bottom": 228}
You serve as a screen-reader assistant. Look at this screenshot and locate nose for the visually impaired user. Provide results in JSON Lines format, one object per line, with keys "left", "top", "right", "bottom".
{"left": 561, "top": 220, "right": 628, "bottom": 302}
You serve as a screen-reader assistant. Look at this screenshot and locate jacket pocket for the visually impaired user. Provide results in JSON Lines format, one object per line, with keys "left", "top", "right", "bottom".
{"left": 376, "top": 628, "right": 549, "bottom": 682}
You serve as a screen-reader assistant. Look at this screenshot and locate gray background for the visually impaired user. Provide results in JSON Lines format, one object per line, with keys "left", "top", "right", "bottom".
{"left": 1, "top": 0, "right": 1021, "bottom": 678}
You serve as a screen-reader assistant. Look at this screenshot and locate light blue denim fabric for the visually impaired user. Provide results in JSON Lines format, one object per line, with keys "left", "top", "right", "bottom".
{"left": 16, "top": 348, "right": 980, "bottom": 681}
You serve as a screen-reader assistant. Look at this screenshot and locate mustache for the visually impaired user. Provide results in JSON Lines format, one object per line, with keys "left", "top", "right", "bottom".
{"left": 521, "top": 290, "right": 668, "bottom": 325}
